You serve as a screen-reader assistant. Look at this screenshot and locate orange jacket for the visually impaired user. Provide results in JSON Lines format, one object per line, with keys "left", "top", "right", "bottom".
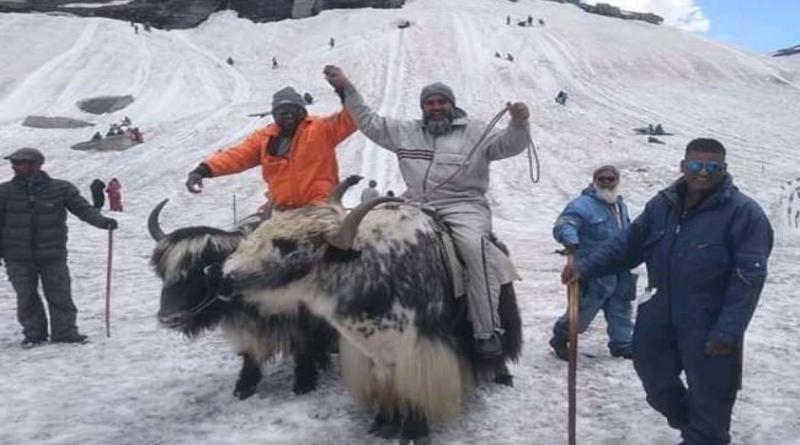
{"left": 204, "top": 110, "right": 356, "bottom": 209}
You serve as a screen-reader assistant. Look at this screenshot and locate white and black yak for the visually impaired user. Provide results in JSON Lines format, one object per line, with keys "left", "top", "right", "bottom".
{"left": 215, "top": 176, "right": 522, "bottom": 443}
{"left": 147, "top": 201, "right": 336, "bottom": 399}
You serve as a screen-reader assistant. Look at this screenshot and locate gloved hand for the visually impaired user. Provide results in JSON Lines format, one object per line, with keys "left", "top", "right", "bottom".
{"left": 186, "top": 163, "right": 212, "bottom": 194}
{"left": 561, "top": 262, "right": 581, "bottom": 285}
{"left": 185, "top": 172, "right": 204, "bottom": 193}
{"left": 507, "top": 101, "right": 530, "bottom": 125}
{"left": 104, "top": 218, "right": 118, "bottom": 230}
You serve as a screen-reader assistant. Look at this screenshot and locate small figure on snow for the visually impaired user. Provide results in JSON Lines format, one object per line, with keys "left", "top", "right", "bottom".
{"left": 505, "top": 53, "right": 514, "bottom": 62}
{"left": 106, "top": 178, "right": 123, "bottom": 212}
{"left": 329, "top": 37, "right": 335, "bottom": 48}
{"left": 360, "top": 179, "right": 380, "bottom": 203}
{"left": 226, "top": 56, "right": 234, "bottom": 66}
{"left": 272, "top": 57, "right": 279, "bottom": 69}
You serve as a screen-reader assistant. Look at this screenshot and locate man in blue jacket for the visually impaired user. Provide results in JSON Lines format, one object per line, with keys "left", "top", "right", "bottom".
{"left": 562, "top": 138, "right": 773, "bottom": 445}
{"left": 550, "top": 165, "right": 636, "bottom": 360}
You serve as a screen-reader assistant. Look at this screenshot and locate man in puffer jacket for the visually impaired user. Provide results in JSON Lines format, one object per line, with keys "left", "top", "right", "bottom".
{"left": 549, "top": 165, "right": 636, "bottom": 360}
{"left": 184, "top": 86, "right": 357, "bottom": 210}
{"left": 562, "top": 139, "right": 773, "bottom": 445}
{"left": 324, "top": 64, "right": 530, "bottom": 359}
{"left": 0, "top": 148, "right": 117, "bottom": 348}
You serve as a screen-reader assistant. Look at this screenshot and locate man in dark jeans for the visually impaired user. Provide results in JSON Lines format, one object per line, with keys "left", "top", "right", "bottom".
{"left": 0, "top": 148, "right": 118, "bottom": 348}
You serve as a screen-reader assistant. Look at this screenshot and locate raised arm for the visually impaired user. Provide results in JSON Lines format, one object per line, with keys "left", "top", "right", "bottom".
{"left": 324, "top": 65, "right": 406, "bottom": 152}
{"left": 484, "top": 102, "right": 531, "bottom": 161}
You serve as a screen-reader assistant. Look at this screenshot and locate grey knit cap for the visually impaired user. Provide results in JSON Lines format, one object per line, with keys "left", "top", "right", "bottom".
{"left": 4, "top": 147, "right": 45, "bottom": 163}
{"left": 271, "top": 86, "right": 307, "bottom": 112}
{"left": 419, "top": 82, "right": 455, "bottom": 108}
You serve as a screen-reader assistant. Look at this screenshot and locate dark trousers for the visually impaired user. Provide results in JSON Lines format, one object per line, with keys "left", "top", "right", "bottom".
{"left": 633, "top": 313, "right": 740, "bottom": 445}
{"left": 6, "top": 261, "right": 79, "bottom": 340}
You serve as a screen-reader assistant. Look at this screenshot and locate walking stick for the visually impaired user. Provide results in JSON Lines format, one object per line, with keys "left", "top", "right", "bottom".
{"left": 105, "top": 228, "right": 113, "bottom": 338}
{"left": 567, "top": 256, "right": 580, "bottom": 445}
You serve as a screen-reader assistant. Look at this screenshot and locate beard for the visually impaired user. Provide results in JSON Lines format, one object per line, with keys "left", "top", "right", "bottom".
{"left": 423, "top": 111, "right": 455, "bottom": 136}
{"left": 594, "top": 185, "right": 620, "bottom": 204}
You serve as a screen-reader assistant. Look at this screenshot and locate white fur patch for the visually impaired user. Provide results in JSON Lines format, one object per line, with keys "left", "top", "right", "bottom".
{"left": 159, "top": 235, "right": 238, "bottom": 285}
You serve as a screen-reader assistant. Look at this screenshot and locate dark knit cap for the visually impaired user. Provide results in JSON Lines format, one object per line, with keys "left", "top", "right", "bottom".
{"left": 419, "top": 82, "right": 455, "bottom": 108}
{"left": 593, "top": 165, "right": 620, "bottom": 180}
{"left": 271, "top": 86, "right": 307, "bottom": 112}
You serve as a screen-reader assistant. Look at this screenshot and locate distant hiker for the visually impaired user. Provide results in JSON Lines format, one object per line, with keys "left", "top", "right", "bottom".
{"left": 495, "top": 51, "right": 502, "bottom": 58}
{"left": 130, "top": 127, "right": 143, "bottom": 143}
{"left": 106, "top": 178, "right": 123, "bottom": 212}
{"left": 91, "top": 131, "right": 102, "bottom": 142}
{"left": 272, "top": 57, "right": 278, "bottom": 69}
{"left": 122, "top": 116, "right": 132, "bottom": 127}
{"left": 506, "top": 15, "right": 511, "bottom": 25}
{"left": 539, "top": 18, "right": 545, "bottom": 26}
{"left": 134, "top": 24, "right": 139, "bottom": 34}
{"left": 654, "top": 123, "right": 665, "bottom": 135}
{"left": 0, "top": 148, "right": 117, "bottom": 348}
{"left": 360, "top": 180, "right": 380, "bottom": 203}
{"left": 143, "top": 22, "right": 151, "bottom": 32}
{"left": 555, "top": 90, "right": 568, "bottom": 105}
{"left": 506, "top": 53, "right": 514, "bottom": 62}
{"left": 325, "top": 64, "right": 531, "bottom": 360}
{"left": 226, "top": 56, "right": 234, "bottom": 66}
{"left": 185, "top": 86, "right": 357, "bottom": 210}
{"left": 329, "top": 37, "right": 335, "bottom": 48}
{"left": 549, "top": 165, "right": 635, "bottom": 361}
{"left": 304, "top": 92, "right": 314, "bottom": 105}
{"left": 386, "top": 190, "right": 395, "bottom": 197}
{"left": 562, "top": 139, "right": 773, "bottom": 445}
{"left": 90, "top": 178, "right": 106, "bottom": 209}
{"left": 527, "top": 15, "right": 533, "bottom": 26}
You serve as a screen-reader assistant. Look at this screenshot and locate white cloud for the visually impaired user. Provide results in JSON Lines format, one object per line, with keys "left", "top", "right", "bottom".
{"left": 585, "top": 0, "right": 711, "bottom": 32}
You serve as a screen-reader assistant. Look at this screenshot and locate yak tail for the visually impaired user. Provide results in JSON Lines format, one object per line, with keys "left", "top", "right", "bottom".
{"left": 339, "top": 334, "right": 472, "bottom": 424}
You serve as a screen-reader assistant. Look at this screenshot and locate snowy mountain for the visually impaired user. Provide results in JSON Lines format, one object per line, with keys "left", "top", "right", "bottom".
{"left": 1, "top": 0, "right": 799, "bottom": 444}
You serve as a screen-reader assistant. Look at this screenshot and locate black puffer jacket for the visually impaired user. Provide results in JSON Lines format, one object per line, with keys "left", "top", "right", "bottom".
{"left": 0, "top": 171, "right": 110, "bottom": 262}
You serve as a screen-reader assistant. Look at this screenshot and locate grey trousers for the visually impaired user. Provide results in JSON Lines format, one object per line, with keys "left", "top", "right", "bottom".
{"left": 435, "top": 203, "right": 502, "bottom": 339}
{"left": 6, "top": 261, "right": 78, "bottom": 340}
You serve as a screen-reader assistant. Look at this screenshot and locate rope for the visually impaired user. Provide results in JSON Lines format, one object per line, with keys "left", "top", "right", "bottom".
{"left": 420, "top": 105, "right": 540, "bottom": 202}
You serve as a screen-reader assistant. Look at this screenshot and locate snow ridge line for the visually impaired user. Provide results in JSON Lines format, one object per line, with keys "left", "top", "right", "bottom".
{"left": 0, "top": 20, "right": 99, "bottom": 123}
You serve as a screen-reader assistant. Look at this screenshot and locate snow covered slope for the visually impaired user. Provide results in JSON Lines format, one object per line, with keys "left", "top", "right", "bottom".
{"left": 1, "top": 0, "right": 799, "bottom": 443}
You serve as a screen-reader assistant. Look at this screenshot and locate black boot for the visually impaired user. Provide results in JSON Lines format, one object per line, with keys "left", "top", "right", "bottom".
{"left": 549, "top": 336, "right": 568, "bottom": 361}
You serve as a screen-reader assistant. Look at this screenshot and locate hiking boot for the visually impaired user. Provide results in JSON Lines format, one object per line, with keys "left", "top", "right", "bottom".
{"left": 609, "top": 344, "right": 633, "bottom": 359}
{"left": 51, "top": 334, "right": 88, "bottom": 344}
{"left": 21, "top": 337, "right": 47, "bottom": 349}
{"left": 549, "top": 336, "right": 568, "bottom": 361}
{"left": 475, "top": 334, "right": 503, "bottom": 359}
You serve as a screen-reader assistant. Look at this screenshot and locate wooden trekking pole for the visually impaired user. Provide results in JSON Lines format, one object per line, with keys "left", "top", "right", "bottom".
{"left": 105, "top": 228, "right": 113, "bottom": 338}
{"left": 567, "top": 255, "right": 580, "bottom": 445}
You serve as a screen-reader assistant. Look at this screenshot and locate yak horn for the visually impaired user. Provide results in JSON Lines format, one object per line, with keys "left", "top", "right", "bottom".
{"left": 148, "top": 199, "right": 169, "bottom": 241}
{"left": 324, "top": 197, "right": 404, "bottom": 250}
{"left": 328, "top": 175, "right": 363, "bottom": 206}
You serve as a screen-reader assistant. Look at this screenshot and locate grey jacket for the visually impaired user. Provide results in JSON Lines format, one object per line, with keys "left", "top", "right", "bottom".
{"left": 344, "top": 85, "right": 530, "bottom": 208}
{"left": 0, "top": 171, "right": 110, "bottom": 262}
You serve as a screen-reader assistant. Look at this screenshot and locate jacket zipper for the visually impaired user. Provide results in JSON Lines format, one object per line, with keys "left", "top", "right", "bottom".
{"left": 421, "top": 137, "right": 436, "bottom": 203}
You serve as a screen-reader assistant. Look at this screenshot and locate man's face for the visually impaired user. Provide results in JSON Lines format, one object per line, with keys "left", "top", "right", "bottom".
{"left": 680, "top": 151, "right": 727, "bottom": 193}
{"left": 273, "top": 105, "right": 304, "bottom": 135}
{"left": 11, "top": 160, "right": 42, "bottom": 178}
{"left": 422, "top": 94, "right": 454, "bottom": 121}
{"left": 593, "top": 171, "right": 619, "bottom": 191}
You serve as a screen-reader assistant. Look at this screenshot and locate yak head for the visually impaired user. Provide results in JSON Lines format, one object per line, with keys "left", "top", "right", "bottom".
{"left": 220, "top": 176, "right": 403, "bottom": 300}
{"left": 148, "top": 199, "right": 244, "bottom": 337}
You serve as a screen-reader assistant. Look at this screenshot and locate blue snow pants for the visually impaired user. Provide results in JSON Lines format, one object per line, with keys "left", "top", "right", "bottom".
{"left": 633, "top": 301, "right": 741, "bottom": 445}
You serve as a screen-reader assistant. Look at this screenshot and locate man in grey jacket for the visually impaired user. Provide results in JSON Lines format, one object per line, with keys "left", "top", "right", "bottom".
{"left": 324, "top": 65, "right": 531, "bottom": 357}
{"left": 0, "top": 148, "right": 118, "bottom": 348}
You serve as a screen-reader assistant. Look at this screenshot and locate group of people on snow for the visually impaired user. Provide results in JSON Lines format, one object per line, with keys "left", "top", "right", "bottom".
{"left": 89, "top": 178, "right": 123, "bottom": 212}
{"left": 1, "top": 61, "right": 773, "bottom": 444}
{"left": 359, "top": 179, "right": 395, "bottom": 203}
{"left": 94, "top": 116, "right": 143, "bottom": 144}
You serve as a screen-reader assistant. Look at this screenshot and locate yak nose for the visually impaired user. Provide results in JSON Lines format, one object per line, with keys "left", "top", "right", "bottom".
{"left": 158, "top": 311, "right": 188, "bottom": 327}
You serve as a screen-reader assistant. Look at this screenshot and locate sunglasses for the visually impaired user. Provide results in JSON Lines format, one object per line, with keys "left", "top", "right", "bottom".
{"left": 595, "top": 176, "right": 617, "bottom": 183}
{"left": 684, "top": 160, "right": 726, "bottom": 174}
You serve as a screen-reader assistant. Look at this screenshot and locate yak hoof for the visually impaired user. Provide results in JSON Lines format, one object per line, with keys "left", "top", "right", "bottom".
{"left": 233, "top": 382, "right": 258, "bottom": 400}
{"left": 292, "top": 379, "right": 317, "bottom": 395}
{"left": 368, "top": 413, "right": 400, "bottom": 439}
{"left": 494, "top": 373, "right": 514, "bottom": 387}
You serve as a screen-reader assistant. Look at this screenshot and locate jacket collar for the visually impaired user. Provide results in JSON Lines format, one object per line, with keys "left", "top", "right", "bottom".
{"left": 659, "top": 174, "right": 735, "bottom": 214}
{"left": 12, "top": 170, "right": 50, "bottom": 186}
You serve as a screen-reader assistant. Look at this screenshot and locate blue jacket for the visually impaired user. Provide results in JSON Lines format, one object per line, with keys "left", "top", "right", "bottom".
{"left": 554, "top": 186, "right": 635, "bottom": 300}
{"left": 577, "top": 175, "right": 773, "bottom": 346}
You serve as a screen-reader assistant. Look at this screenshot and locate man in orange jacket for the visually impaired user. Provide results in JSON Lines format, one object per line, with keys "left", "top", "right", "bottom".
{"left": 185, "top": 86, "right": 356, "bottom": 209}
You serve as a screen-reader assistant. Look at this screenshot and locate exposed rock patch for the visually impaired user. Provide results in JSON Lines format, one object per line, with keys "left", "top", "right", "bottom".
{"left": 22, "top": 115, "right": 94, "bottom": 128}
{"left": 76, "top": 95, "right": 134, "bottom": 114}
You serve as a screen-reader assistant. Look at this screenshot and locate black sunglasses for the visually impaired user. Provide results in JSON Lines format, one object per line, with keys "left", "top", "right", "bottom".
{"left": 685, "top": 160, "right": 726, "bottom": 174}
